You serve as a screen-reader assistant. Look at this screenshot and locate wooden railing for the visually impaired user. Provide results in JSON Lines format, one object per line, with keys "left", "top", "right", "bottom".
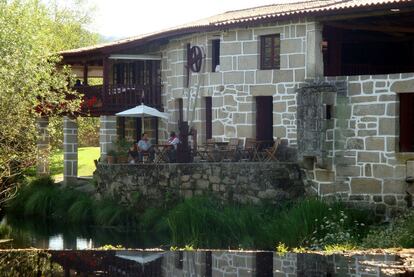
{"left": 76, "top": 84, "right": 162, "bottom": 115}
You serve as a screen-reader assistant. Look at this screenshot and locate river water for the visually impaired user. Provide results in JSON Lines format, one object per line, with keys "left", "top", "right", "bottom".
{"left": 1, "top": 215, "right": 413, "bottom": 276}
{"left": 0, "top": 215, "right": 166, "bottom": 250}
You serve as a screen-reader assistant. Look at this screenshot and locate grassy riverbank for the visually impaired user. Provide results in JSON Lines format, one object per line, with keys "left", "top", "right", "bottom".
{"left": 5, "top": 177, "right": 414, "bottom": 250}
{"left": 50, "top": 147, "right": 100, "bottom": 181}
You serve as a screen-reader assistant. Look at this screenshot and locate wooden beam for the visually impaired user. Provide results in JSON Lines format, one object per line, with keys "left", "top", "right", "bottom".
{"left": 319, "top": 6, "right": 414, "bottom": 22}
{"left": 109, "top": 54, "right": 162, "bottom": 60}
{"left": 102, "top": 56, "right": 110, "bottom": 107}
{"left": 83, "top": 63, "right": 88, "bottom": 85}
{"left": 325, "top": 22, "right": 414, "bottom": 34}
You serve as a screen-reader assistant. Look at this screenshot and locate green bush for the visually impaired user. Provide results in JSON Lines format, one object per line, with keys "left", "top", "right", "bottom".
{"left": 6, "top": 177, "right": 137, "bottom": 228}
{"left": 7, "top": 176, "right": 55, "bottom": 216}
{"left": 362, "top": 209, "right": 414, "bottom": 248}
{"left": 94, "top": 199, "right": 137, "bottom": 228}
{"left": 167, "top": 196, "right": 276, "bottom": 249}
{"left": 67, "top": 196, "right": 94, "bottom": 223}
{"left": 167, "top": 197, "right": 374, "bottom": 250}
{"left": 266, "top": 199, "right": 373, "bottom": 249}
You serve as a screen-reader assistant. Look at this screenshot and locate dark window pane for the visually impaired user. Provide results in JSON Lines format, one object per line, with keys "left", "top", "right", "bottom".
{"left": 212, "top": 39, "right": 220, "bottom": 72}
{"left": 261, "top": 34, "right": 280, "bottom": 70}
{"left": 400, "top": 93, "right": 414, "bottom": 152}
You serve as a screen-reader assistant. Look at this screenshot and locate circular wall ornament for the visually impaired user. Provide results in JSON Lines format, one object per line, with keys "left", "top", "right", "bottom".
{"left": 188, "top": 46, "right": 203, "bottom": 72}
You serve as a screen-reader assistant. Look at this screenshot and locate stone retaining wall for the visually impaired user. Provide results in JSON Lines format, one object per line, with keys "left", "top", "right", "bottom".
{"left": 93, "top": 162, "right": 305, "bottom": 207}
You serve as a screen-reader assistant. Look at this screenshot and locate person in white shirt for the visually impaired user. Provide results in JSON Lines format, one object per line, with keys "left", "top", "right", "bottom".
{"left": 137, "top": 133, "right": 154, "bottom": 161}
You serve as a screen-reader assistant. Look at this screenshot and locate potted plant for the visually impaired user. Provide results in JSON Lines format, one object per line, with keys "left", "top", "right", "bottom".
{"left": 114, "top": 138, "right": 131, "bottom": 164}
{"left": 106, "top": 149, "right": 117, "bottom": 164}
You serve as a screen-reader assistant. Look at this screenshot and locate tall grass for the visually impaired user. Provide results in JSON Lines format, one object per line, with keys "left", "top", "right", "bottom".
{"left": 167, "top": 197, "right": 374, "bottom": 250}
{"left": 7, "top": 177, "right": 378, "bottom": 250}
{"left": 6, "top": 176, "right": 137, "bottom": 229}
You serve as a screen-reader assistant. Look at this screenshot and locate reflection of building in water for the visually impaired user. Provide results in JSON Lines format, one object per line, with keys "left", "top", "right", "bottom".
{"left": 47, "top": 235, "right": 93, "bottom": 250}
{"left": 47, "top": 250, "right": 414, "bottom": 276}
{"left": 50, "top": 250, "right": 164, "bottom": 276}
{"left": 48, "top": 234, "right": 63, "bottom": 250}
{"left": 76, "top": 238, "right": 93, "bottom": 250}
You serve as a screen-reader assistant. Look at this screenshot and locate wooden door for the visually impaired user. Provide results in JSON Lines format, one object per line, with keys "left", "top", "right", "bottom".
{"left": 400, "top": 93, "right": 414, "bottom": 152}
{"left": 256, "top": 96, "right": 273, "bottom": 141}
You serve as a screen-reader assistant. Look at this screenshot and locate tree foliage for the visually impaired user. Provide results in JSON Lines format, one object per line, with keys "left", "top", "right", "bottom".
{"left": 0, "top": 0, "right": 100, "bottom": 203}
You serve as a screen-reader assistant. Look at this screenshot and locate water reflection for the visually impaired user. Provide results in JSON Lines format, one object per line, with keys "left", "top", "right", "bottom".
{"left": 0, "top": 215, "right": 168, "bottom": 250}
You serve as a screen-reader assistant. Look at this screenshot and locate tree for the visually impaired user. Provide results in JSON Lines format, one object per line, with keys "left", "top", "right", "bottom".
{"left": 0, "top": 0, "right": 100, "bottom": 204}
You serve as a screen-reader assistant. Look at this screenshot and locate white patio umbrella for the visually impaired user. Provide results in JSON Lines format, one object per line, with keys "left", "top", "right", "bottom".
{"left": 116, "top": 103, "right": 168, "bottom": 133}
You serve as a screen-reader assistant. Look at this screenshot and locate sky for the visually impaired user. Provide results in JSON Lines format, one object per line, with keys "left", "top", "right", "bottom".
{"left": 87, "top": 0, "right": 299, "bottom": 39}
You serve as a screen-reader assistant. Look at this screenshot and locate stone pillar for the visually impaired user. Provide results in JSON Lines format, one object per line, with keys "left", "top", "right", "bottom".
{"left": 36, "top": 117, "right": 50, "bottom": 176}
{"left": 99, "top": 115, "right": 117, "bottom": 161}
{"left": 306, "top": 22, "right": 324, "bottom": 79}
{"left": 63, "top": 116, "right": 78, "bottom": 183}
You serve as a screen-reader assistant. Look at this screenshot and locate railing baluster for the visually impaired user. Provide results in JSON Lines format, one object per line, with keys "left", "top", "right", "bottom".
{"left": 76, "top": 82, "right": 162, "bottom": 114}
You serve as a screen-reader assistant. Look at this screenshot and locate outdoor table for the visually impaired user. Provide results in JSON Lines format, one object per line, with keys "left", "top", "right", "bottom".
{"left": 153, "top": 144, "right": 172, "bottom": 163}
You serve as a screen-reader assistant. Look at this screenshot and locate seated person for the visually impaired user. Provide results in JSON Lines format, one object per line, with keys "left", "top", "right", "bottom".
{"left": 128, "top": 143, "right": 139, "bottom": 164}
{"left": 137, "top": 132, "right": 154, "bottom": 161}
{"left": 167, "top": 131, "right": 180, "bottom": 162}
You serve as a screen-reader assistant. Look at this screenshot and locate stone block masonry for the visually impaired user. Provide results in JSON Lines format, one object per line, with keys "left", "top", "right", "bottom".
{"left": 94, "top": 162, "right": 305, "bottom": 207}
{"left": 160, "top": 19, "right": 323, "bottom": 146}
{"left": 303, "top": 73, "right": 414, "bottom": 218}
{"left": 99, "top": 115, "right": 117, "bottom": 160}
{"left": 36, "top": 117, "right": 50, "bottom": 176}
{"left": 63, "top": 116, "right": 77, "bottom": 183}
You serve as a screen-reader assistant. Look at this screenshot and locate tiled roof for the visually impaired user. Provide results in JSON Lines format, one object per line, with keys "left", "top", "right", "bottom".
{"left": 61, "top": 0, "right": 413, "bottom": 56}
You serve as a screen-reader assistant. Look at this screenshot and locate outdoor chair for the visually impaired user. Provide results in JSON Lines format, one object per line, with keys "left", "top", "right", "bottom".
{"left": 240, "top": 138, "right": 257, "bottom": 161}
{"left": 222, "top": 138, "right": 241, "bottom": 162}
{"left": 256, "top": 138, "right": 281, "bottom": 162}
{"left": 196, "top": 139, "right": 216, "bottom": 162}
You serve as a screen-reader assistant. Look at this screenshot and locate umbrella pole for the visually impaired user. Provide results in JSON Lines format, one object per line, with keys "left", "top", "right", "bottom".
{"left": 142, "top": 116, "right": 144, "bottom": 134}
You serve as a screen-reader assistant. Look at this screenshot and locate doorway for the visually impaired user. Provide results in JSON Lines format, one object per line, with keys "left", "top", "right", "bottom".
{"left": 256, "top": 96, "right": 273, "bottom": 142}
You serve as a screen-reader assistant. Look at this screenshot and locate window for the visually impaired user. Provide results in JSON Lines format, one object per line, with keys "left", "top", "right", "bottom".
{"left": 178, "top": 99, "right": 183, "bottom": 124}
{"left": 400, "top": 93, "right": 414, "bottom": 152}
{"left": 205, "top": 97, "right": 212, "bottom": 140}
{"left": 260, "top": 34, "right": 280, "bottom": 70}
{"left": 211, "top": 39, "right": 220, "bottom": 72}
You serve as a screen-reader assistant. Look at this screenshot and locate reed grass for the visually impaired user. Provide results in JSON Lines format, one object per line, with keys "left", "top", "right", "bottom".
{"left": 7, "top": 177, "right": 378, "bottom": 250}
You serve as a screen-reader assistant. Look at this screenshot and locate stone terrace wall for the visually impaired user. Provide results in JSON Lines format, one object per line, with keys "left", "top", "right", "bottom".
{"left": 159, "top": 19, "right": 321, "bottom": 145}
{"left": 93, "top": 162, "right": 305, "bottom": 207}
{"left": 304, "top": 73, "right": 414, "bottom": 218}
{"left": 160, "top": 250, "right": 411, "bottom": 276}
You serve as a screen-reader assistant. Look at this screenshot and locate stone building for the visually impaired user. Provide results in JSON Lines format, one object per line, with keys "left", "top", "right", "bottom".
{"left": 43, "top": 0, "right": 414, "bottom": 216}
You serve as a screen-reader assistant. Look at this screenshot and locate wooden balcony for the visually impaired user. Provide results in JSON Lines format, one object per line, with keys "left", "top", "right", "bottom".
{"left": 76, "top": 84, "right": 162, "bottom": 116}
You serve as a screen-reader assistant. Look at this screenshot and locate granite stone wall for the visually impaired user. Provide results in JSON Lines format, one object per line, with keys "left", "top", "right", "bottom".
{"left": 159, "top": 20, "right": 322, "bottom": 145}
{"left": 36, "top": 117, "right": 50, "bottom": 176}
{"left": 93, "top": 162, "right": 305, "bottom": 207}
{"left": 300, "top": 74, "right": 414, "bottom": 218}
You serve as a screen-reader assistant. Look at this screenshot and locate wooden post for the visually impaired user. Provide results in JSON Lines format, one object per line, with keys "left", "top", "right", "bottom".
{"left": 102, "top": 56, "right": 110, "bottom": 108}
{"left": 83, "top": 63, "right": 88, "bottom": 85}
